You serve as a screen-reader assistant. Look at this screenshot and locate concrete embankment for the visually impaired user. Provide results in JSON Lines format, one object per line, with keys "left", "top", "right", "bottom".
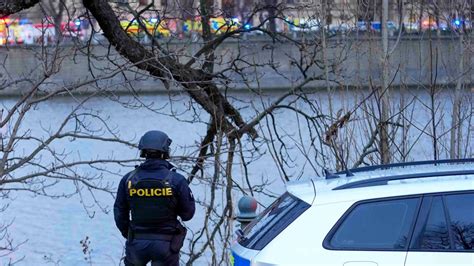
{"left": 0, "top": 36, "right": 473, "bottom": 96}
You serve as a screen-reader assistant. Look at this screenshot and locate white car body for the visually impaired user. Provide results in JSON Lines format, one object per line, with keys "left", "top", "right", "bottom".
{"left": 231, "top": 160, "right": 474, "bottom": 266}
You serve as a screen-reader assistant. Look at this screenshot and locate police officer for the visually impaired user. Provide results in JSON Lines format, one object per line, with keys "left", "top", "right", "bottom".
{"left": 114, "top": 130, "right": 195, "bottom": 266}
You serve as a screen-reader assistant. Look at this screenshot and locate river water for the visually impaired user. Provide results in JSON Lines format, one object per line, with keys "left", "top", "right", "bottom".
{"left": 1, "top": 89, "right": 472, "bottom": 265}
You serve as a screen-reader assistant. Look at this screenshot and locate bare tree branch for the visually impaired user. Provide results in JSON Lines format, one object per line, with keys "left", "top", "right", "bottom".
{"left": 0, "top": 0, "right": 40, "bottom": 17}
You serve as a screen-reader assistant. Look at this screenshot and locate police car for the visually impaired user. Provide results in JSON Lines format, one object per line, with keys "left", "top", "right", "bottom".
{"left": 231, "top": 159, "right": 474, "bottom": 266}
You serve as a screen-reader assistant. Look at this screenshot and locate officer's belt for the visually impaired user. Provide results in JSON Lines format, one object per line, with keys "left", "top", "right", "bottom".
{"left": 132, "top": 233, "right": 174, "bottom": 241}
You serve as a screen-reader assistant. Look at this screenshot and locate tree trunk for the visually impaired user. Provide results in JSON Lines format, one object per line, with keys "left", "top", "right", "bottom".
{"left": 380, "top": 0, "right": 390, "bottom": 164}
{"left": 321, "top": 0, "right": 333, "bottom": 117}
{"left": 265, "top": 0, "right": 276, "bottom": 32}
{"left": 450, "top": 28, "right": 464, "bottom": 159}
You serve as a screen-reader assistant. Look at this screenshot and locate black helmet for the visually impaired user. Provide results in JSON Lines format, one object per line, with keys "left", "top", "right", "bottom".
{"left": 138, "top": 130, "right": 172, "bottom": 158}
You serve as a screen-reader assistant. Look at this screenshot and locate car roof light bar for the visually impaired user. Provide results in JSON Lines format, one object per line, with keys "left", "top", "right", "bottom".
{"left": 333, "top": 169, "right": 474, "bottom": 190}
{"left": 335, "top": 158, "right": 474, "bottom": 175}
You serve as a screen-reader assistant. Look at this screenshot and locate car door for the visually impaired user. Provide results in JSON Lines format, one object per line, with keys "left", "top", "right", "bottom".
{"left": 405, "top": 192, "right": 474, "bottom": 266}
{"left": 323, "top": 197, "right": 421, "bottom": 266}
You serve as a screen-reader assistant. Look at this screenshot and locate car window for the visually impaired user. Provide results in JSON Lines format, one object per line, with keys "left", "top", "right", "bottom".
{"left": 328, "top": 197, "right": 419, "bottom": 250}
{"left": 418, "top": 196, "right": 450, "bottom": 250}
{"left": 444, "top": 193, "right": 474, "bottom": 250}
{"left": 238, "top": 192, "right": 310, "bottom": 250}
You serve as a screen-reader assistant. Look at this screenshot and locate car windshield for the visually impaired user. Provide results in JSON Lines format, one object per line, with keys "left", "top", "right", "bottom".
{"left": 239, "top": 192, "right": 310, "bottom": 250}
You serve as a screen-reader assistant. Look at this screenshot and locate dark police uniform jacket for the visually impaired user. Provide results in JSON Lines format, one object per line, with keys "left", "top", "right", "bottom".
{"left": 114, "top": 159, "right": 195, "bottom": 238}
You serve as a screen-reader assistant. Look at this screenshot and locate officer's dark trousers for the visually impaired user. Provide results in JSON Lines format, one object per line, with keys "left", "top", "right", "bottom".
{"left": 125, "top": 239, "right": 179, "bottom": 266}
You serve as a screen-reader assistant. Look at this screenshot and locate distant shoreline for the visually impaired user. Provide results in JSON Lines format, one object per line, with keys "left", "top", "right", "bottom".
{"left": 1, "top": 83, "right": 472, "bottom": 98}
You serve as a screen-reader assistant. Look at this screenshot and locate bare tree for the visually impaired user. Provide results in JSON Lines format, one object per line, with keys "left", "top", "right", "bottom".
{"left": 0, "top": 13, "right": 148, "bottom": 259}
{"left": 0, "top": 0, "right": 472, "bottom": 265}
